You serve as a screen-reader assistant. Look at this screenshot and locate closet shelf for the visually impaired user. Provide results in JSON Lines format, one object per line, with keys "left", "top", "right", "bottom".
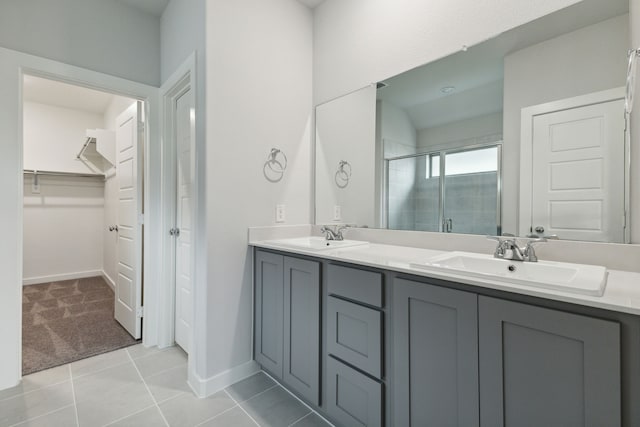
{"left": 77, "top": 129, "right": 116, "bottom": 173}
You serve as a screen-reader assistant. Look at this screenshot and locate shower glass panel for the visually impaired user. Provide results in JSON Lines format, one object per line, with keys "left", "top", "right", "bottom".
{"left": 386, "top": 144, "right": 501, "bottom": 235}
{"left": 442, "top": 146, "right": 500, "bottom": 235}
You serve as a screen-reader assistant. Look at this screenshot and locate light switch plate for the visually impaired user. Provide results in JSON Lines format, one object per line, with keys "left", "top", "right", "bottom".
{"left": 333, "top": 205, "right": 341, "bottom": 221}
{"left": 276, "top": 204, "right": 286, "bottom": 223}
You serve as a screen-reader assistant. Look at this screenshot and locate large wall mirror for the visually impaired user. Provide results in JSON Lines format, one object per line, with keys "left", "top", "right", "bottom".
{"left": 315, "top": 0, "right": 631, "bottom": 243}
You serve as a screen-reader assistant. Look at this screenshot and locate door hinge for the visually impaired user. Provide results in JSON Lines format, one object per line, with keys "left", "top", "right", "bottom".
{"left": 138, "top": 121, "right": 145, "bottom": 131}
{"left": 138, "top": 214, "right": 144, "bottom": 225}
{"left": 136, "top": 307, "right": 144, "bottom": 318}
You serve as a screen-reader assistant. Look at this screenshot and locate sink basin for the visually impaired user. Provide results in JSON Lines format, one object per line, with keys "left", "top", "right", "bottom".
{"left": 267, "top": 237, "right": 369, "bottom": 251}
{"left": 410, "top": 251, "right": 607, "bottom": 296}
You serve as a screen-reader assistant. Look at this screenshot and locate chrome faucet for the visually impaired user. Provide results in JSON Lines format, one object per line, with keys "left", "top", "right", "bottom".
{"left": 488, "top": 236, "right": 547, "bottom": 262}
{"left": 321, "top": 225, "right": 349, "bottom": 241}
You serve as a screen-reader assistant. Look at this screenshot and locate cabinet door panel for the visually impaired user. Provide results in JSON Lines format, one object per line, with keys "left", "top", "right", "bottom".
{"left": 479, "top": 296, "right": 621, "bottom": 427}
{"left": 254, "top": 250, "right": 284, "bottom": 377}
{"left": 326, "top": 356, "right": 382, "bottom": 427}
{"left": 394, "top": 278, "right": 479, "bottom": 427}
{"left": 327, "top": 296, "right": 382, "bottom": 378}
{"left": 283, "top": 257, "right": 321, "bottom": 405}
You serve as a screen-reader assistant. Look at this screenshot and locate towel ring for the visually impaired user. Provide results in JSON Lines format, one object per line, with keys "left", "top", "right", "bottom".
{"left": 335, "top": 160, "right": 352, "bottom": 188}
{"left": 266, "top": 148, "right": 287, "bottom": 174}
{"left": 626, "top": 48, "right": 640, "bottom": 114}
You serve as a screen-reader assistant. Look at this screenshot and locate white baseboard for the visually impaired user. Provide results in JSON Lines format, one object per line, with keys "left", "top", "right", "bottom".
{"left": 188, "top": 360, "right": 259, "bottom": 398}
{"left": 101, "top": 270, "right": 116, "bottom": 291}
{"left": 22, "top": 270, "right": 103, "bottom": 286}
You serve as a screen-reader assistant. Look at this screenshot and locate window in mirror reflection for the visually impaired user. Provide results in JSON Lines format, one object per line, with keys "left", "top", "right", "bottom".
{"left": 387, "top": 144, "right": 500, "bottom": 236}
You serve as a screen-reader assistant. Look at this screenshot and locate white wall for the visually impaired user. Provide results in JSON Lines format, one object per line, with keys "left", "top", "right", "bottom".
{"left": 502, "top": 14, "right": 628, "bottom": 234}
{"left": 204, "top": 0, "right": 312, "bottom": 381}
{"left": 22, "top": 101, "right": 106, "bottom": 283}
{"left": 378, "top": 101, "right": 417, "bottom": 157}
{"left": 316, "top": 86, "right": 377, "bottom": 226}
{"left": 632, "top": 0, "right": 640, "bottom": 243}
{"left": 161, "top": 0, "right": 208, "bottom": 379}
{"left": 313, "top": 0, "right": 582, "bottom": 104}
{"left": 23, "top": 102, "right": 105, "bottom": 173}
{"left": 417, "top": 112, "right": 503, "bottom": 152}
{"left": 23, "top": 176, "right": 104, "bottom": 284}
{"left": 0, "top": 0, "right": 161, "bottom": 86}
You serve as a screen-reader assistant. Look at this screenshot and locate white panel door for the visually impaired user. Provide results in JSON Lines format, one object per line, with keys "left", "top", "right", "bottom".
{"left": 174, "top": 89, "right": 194, "bottom": 352}
{"left": 531, "top": 99, "right": 625, "bottom": 242}
{"left": 115, "top": 102, "right": 143, "bottom": 339}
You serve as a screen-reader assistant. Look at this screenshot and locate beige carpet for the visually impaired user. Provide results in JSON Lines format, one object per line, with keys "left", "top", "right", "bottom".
{"left": 22, "top": 276, "right": 139, "bottom": 375}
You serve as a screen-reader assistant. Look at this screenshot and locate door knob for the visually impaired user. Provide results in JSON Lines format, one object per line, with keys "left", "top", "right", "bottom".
{"left": 534, "top": 226, "right": 545, "bottom": 233}
{"left": 169, "top": 228, "right": 180, "bottom": 236}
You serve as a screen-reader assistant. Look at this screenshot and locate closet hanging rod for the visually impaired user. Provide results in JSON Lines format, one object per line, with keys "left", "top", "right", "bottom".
{"left": 76, "top": 136, "right": 96, "bottom": 160}
{"left": 23, "top": 169, "right": 104, "bottom": 178}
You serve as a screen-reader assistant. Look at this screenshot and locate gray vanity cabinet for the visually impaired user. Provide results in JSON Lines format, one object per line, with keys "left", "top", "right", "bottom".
{"left": 254, "top": 250, "right": 284, "bottom": 376}
{"left": 325, "top": 263, "right": 385, "bottom": 427}
{"left": 393, "top": 278, "right": 480, "bottom": 427}
{"left": 479, "top": 296, "right": 621, "bottom": 427}
{"left": 254, "top": 250, "right": 321, "bottom": 405}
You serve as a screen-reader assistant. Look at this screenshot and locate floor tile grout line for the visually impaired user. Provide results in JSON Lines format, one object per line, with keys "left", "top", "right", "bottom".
{"left": 192, "top": 403, "right": 240, "bottom": 427}
{"left": 71, "top": 358, "right": 132, "bottom": 381}
{"left": 5, "top": 404, "right": 76, "bottom": 427}
{"left": 223, "top": 389, "right": 261, "bottom": 427}
{"left": 288, "top": 412, "right": 312, "bottom": 427}
{"left": 126, "top": 345, "right": 179, "bottom": 362}
{"left": 0, "top": 361, "right": 77, "bottom": 403}
{"left": 139, "top": 361, "right": 189, "bottom": 382}
{"left": 68, "top": 365, "right": 81, "bottom": 427}
{"left": 101, "top": 403, "right": 158, "bottom": 427}
{"left": 260, "top": 370, "right": 334, "bottom": 427}
{"left": 126, "top": 349, "right": 171, "bottom": 427}
{"left": 236, "top": 383, "right": 279, "bottom": 405}
{"left": 0, "top": 376, "right": 72, "bottom": 403}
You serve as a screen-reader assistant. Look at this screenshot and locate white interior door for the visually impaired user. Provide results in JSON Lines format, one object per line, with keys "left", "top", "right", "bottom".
{"left": 115, "top": 102, "right": 143, "bottom": 339}
{"left": 174, "top": 89, "right": 194, "bottom": 352}
{"left": 530, "top": 99, "right": 625, "bottom": 242}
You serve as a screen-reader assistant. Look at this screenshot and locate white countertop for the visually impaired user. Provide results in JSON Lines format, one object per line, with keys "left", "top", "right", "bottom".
{"left": 250, "top": 239, "right": 640, "bottom": 316}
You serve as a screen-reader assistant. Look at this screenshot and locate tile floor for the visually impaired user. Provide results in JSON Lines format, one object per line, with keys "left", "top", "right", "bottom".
{"left": 0, "top": 345, "right": 333, "bottom": 427}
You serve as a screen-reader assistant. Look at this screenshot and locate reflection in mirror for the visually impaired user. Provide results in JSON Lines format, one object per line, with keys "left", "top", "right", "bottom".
{"left": 315, "top": 0, "right": 631, "bottom": 243}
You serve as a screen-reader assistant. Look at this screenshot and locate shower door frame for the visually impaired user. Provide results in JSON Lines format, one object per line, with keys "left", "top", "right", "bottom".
{"left": 384, "top": 141, "right": 503, "bottom": 235}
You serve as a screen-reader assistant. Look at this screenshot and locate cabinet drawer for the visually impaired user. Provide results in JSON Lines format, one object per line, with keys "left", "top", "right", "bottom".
{"left": 327, "top": 264, "right": 383, "bottom": 307}
{"left": 327, "top": 356, "right": 383, "bottom": 427}
{"left": 327, "top": 296, "right": 382, "bottom": 378}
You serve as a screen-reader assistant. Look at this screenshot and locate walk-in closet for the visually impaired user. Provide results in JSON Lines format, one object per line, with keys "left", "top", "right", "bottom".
{"left": 21, "top": 75, "right": 142, "bottom": 374}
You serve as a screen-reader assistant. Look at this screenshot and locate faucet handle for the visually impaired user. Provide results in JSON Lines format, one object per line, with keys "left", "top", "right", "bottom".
{"left": 523, "top": 238, "right": 547, "bottom": 262}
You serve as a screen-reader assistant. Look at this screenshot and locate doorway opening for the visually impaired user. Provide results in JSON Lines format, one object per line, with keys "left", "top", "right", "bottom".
{"left": 21, "top": 74, "right": 145, "bottom": 375}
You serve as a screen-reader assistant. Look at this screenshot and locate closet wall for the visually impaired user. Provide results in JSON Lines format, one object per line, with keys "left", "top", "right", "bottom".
{"left": 22, "top": 89, "right": 134, "bottom": 287}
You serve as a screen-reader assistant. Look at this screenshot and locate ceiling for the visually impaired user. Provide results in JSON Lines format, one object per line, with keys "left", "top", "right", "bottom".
{"left": 23, "top": 75, "right": 117, "bottom": 114}
{"left": 377, "top": 0, "right": 628, "bottom": 130}
{"left": 116, "top": 0, "right": 170, "bottom": 17}
{"left": 297, "top": 0, "right": 327, "bottom": 9}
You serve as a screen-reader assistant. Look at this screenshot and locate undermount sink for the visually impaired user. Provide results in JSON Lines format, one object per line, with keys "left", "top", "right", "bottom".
{"left": 410, "top": 251, "right": 607, "bottom": 296}
{"left": 267, "top": 236, "right": 369, "bottom": 251}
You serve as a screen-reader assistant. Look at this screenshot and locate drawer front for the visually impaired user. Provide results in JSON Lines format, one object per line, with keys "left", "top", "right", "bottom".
{"left": 327, "top": 357, "right": 383, "bottom": 427}
{"left": 327, "top": 296, "right": 382, "bottom": 378}
{"left": 327, "top": 264, "right": 383, "bottom": 308}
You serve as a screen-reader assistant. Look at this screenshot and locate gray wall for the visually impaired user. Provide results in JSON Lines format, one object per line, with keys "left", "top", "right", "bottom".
{"left": 502, "top": 14, "right": 628, "bottom": 235}
{"left": 0, "top": 0, "right": 161, "bottom": 86}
